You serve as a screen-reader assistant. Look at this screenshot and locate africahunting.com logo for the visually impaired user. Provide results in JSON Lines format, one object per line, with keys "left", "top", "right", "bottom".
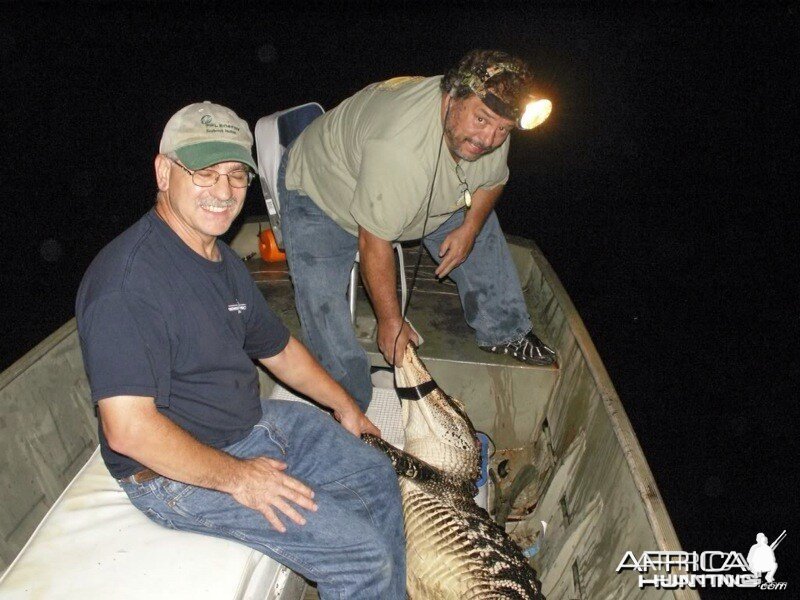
{"left": 616, "top": 531, "right": 787, "bottom": 590}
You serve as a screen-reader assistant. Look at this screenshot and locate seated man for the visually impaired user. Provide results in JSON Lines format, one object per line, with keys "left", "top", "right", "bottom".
{"left": 75, "top": 101, "right": 405, "bottom": 599}
{"left": 280, "top": 49, "right": 556, "bottom": 412}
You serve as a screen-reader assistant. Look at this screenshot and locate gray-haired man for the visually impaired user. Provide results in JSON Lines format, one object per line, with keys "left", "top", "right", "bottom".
{"left": 76, "top": 101, "right": 406, "bottom": 599}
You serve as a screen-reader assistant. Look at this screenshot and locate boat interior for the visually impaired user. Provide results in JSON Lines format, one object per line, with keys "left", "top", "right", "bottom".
{"left": 0, "top": 102, "right": 695, "bottom": 599}
{"left": 0, "top": 216, "right": 695, "bottom": 599}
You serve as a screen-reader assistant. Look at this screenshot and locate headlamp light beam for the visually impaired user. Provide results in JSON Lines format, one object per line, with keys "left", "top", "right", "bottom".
{"left": 519, "top": 98, "right": 552, "bottom": 130}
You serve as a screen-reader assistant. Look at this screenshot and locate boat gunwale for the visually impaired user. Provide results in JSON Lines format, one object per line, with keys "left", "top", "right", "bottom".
{"left": 0, "top": 319, "right": 78, "bottom": 391}
{"left": 509, "top": 233, "right": 698, "bottom": 600}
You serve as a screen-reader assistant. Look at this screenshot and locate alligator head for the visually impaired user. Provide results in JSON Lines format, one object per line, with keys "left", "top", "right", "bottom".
{"left": 394, "top": 344, "right": 481, "bottom": 484}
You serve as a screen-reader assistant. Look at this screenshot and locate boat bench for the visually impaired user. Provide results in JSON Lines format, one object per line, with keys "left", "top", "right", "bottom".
{"left": 0, "top": 384, "right": 405, "bottom": 599}
{"left": 0, "top": 446, "right": 307, "bottom": 600}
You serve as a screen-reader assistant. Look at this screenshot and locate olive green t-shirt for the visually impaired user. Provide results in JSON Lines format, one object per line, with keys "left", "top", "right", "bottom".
{"left": 285, "top": 75, "right": 510, "bottom": 241}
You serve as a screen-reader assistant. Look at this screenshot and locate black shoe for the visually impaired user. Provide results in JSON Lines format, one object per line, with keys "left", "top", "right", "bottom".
{"left": 480, "top": 330, "right": 557, "bottom": 366}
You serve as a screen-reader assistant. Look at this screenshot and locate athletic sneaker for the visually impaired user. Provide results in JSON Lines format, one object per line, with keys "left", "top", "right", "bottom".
{"left": 479, "top": 330, "right": 557, "bottom": 366}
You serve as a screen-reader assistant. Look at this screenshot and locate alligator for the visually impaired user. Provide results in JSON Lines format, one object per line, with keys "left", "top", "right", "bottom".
{"left": 363, "top": 345, "right": 544, "bottom": 599}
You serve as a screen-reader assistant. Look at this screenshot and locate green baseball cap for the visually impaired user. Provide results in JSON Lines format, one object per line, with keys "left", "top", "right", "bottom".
{"left": 159, "top": 101, "right": 257, "bottom": 171}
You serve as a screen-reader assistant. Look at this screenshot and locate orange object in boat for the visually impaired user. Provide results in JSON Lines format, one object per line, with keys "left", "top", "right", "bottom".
{"left": 259, "top": 227, "right": 286, "bottom": 262}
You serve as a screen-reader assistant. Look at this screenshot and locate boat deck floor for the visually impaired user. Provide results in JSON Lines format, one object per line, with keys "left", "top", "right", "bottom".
{"left": 246, "top": 246, "right": 557, "bottom": 370}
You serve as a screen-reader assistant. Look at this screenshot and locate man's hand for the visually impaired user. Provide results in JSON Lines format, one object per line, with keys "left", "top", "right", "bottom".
{"left": 435, "top": 223, "right": 479, "bottom": 279}
{"left": 229, "top": 457, "right": 318, "bottom": 533}
{"left": 334, "top": 404, "right": 381, "bottom": 438}
{"left": 377, "top": 318, "right": 419, "bottom": 366}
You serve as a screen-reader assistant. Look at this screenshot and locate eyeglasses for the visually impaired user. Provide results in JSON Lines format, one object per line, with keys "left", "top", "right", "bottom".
{"left": 169, "top": 158, "right": 255, "bottom": 189}
{"left": 455, "top": 163, "right": 472, "bottom": 208}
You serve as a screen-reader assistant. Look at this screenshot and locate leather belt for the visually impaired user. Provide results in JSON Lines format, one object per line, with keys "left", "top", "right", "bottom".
{"left": 118, "top": 468, "right": 160, "bottom": 484}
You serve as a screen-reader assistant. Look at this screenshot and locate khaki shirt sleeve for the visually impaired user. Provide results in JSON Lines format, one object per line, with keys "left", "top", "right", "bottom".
{"left": 350, "top": 139, "right": 428, "bottom": 241}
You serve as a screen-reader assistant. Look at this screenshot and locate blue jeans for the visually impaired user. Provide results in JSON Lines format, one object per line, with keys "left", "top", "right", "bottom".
{"left": 120, "top": 399, "right": 406, "bottom": 600}
{"left": 279, "top": 151, "right": 531, "bottom": 410}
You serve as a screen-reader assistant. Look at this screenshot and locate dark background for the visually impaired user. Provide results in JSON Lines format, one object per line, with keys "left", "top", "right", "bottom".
{"left": 1, "top": 3, "right": 797, "bottom": 595}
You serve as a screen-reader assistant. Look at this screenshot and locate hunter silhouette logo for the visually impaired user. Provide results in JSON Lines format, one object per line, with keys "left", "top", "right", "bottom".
{"left": 748, "top": 531, "right": 785, "bottom": 584}
{"left": 617, "top": 530, "right": 788, "bottom": 590}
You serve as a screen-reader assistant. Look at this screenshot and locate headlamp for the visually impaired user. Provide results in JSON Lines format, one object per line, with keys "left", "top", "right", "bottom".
{"left": 518, "top": 98, "right": 552, "bottom": 130}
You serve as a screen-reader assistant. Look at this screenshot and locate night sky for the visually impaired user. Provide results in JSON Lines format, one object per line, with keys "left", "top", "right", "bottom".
{"left": 2, "top": 4, "right": 797, "bottom": 595}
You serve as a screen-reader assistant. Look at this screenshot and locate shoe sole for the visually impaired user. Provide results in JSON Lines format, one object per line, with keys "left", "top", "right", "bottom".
{"left": 479, "top": 346, "right": 557, "bottom": 367}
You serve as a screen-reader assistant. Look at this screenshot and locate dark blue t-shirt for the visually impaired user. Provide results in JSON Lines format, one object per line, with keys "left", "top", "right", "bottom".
{"left": 75, "top": 209, "right": 290, "bottom": 478}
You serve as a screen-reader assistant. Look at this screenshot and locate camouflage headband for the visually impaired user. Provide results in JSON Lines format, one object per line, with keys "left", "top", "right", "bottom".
{"left": 456, "top": 59, "right": 531, "bottom": 121}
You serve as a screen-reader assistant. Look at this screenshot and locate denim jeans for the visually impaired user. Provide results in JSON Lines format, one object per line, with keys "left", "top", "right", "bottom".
{"left": 279, "top": 150, "right": 531, "bottom": 410}
{"left": 120, "top": 399, "right": 406, "bottom": 600}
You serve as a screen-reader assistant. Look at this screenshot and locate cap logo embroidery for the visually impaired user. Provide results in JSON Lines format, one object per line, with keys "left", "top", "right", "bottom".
{"left": 199, "top": 117, "right": 241, "bottom": 136}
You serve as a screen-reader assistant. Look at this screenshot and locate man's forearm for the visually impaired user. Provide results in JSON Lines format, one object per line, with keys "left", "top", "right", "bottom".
{"left": 357, "top": 226, "right": 419, "bottom": 364}
{"left": 99, "top": 397, "right": 243, "bottom": 493}
{"left": 462, "top": 185, "right": 503, "bottom": 233}
{"left": 358, "top": 226, "right": 403, "bottom": 326}
{"left": 260, "top": 336, "right": 359, "bottom": 416}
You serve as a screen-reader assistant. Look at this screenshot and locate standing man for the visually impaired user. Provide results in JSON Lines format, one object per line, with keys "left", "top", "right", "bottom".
{"left": 280, "top": 49, "right": 556, "bottom": 412}
{"left": 76, "top": 101, "right": 406, "bottom": 599}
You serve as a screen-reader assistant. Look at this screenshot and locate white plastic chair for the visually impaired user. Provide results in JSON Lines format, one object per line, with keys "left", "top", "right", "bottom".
{"left": 255, "top": 102, "right": 324, "bottom": 249}
{"left": 254, "top": 104, "right": 406, "bottom": 323}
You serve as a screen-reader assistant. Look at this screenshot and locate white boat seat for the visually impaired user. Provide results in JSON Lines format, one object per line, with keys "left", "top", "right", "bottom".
{"left": 254, "top": 103, "right": 406, "bottom": 324}
{"left": 0, "top": 386, "right": 408, "bottom": 599}
{"left": 0, "top": 446, "right": 306, "bottom": 599}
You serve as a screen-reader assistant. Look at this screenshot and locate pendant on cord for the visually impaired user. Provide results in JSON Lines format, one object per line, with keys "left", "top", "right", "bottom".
{"left": 455, "top": 163, "right": 471, "bottom": 209}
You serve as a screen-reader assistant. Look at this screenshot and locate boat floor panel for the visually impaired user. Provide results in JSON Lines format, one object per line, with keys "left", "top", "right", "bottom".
{"left": 246, "top": 251, "right": 557, "bottom": 371}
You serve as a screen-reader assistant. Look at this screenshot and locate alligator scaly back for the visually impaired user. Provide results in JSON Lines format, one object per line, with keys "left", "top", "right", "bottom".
{"left": 362, "top": 345, "right": 544, "bottom": 599}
